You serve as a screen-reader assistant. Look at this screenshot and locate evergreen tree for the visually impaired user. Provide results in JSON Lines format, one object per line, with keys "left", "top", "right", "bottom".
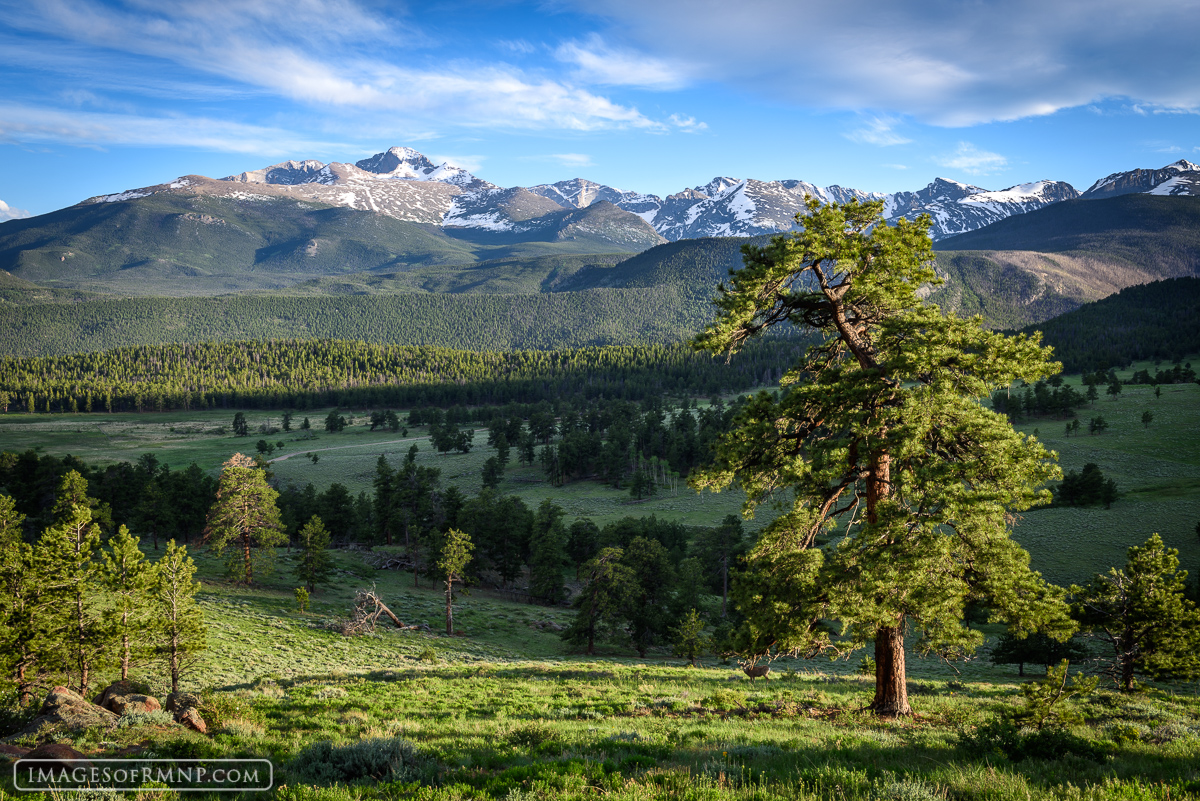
{"left": 529, "top": 499, "right": 567, "bottom": 604}
{"left": 294, "top": 515, "right": 335, "bottom": 593}
{"left": 203, "top": 453, "right": 286, "bottom": 584}
{"left": 438, "top": 528, "right": 473, "bottom": 636}
{"left": 0, "top": 495, "right": 50, "bottom": 705}
{"left": 232, "top": 412, "right": 249, "bottom": 437}
{"left": 673, "top": 609, "right": 710, "bottom": 667}
{"left": 563, "top": 547, "right": 637, "bottom": 656}
{"left": 692, "top": 198, "right": 1072, "bottom": 716}
{"left": 40, "top": 474, "right": 112, "bottom": 695}
{"left": 101, "top": 526, "right": 154, "bottom": 681}
{"left": 692, "top": 514, "right": 746, "bottom": 617}
{"left": 481, "top": 456, "right": 503, "bottom": 489}
{"left": 373, "top": 455, "right": 395, "bottom": 545}
{"left": 324, "top": 410, "right": 346, "bottom": 433}
{"left": 566, "top": 519, "right": 600, "bottom": 577}
{"left": 990, "top": 631, "right": 1088, "bottom": 677}
{"left": 1072, "top": 534, "right": 1200, "bottom": 690}
{"left": 152, "top": 540, "right": 206, "bottom": 694}
{"left": 622, "top": 537, "right": 675, "bottom": 657}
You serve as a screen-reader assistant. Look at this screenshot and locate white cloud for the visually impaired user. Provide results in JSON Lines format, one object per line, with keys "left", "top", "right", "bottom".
{"left": 934, "top": 143, "right": 1008, "bottom": 175}
{"left": 575, "top": 0, "right": 1200, "bottom": 126}
{"left": 2, "top": 0, "right": 664, "bottom": 134}
{"left": 555, "top": 34, "right": 691, "bottom": 89}
{"left": 0, "top": 103, "right": 352, "bottom": 155}
{"left": 668, "top": 114, "right": 707, "bottom": 132}
{"left": 0, "top": 199, "right": 31, "bottom": 221}
{"left": 883, "top": 164, "right": 908, "bottom": 170}
{"left": 550, "top": 153, "right": 594, "bottom": 168}
{"left": 430, "top": 154, "right": 486, "bottom": 173}
{"left": 844, "top": 116, "right": 911, "bottom": 147}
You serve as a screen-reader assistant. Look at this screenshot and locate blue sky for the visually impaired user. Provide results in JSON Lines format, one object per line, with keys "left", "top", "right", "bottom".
{"left": 2, "top": 0, "right": 1199, "bottom": 219}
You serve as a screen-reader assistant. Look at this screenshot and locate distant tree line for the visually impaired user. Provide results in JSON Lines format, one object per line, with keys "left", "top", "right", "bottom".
{"left": 0, "top": 338, "right": 803, "bottom": 415}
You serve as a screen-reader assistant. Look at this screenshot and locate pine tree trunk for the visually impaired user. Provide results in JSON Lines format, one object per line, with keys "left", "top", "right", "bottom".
{"left": 871, "top": 624, "right": 911, "bottom": 716}
{"left": 445, "top": 577, "right": 453, "bottom": 635}
{"left": 242, "top": 530, "right": 253, "bottom": 584}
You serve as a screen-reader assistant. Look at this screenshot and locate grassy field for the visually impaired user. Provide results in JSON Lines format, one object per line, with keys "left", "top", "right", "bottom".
{"left": 3, "top": 359, "right": 1196, "bottom": 584}
{"left": 1006, "top": 362, "right": 1200, "bottom": 588}
{"left": 1, "top": 544, "right": 1199, "bottom": 801}
{"left": 0, "top": 405, "right": 756, "bottom": 533}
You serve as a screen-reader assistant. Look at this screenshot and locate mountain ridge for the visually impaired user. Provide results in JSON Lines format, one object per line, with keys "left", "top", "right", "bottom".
{"left": 64, "top": 146, "right": 1199, "bottom": 245}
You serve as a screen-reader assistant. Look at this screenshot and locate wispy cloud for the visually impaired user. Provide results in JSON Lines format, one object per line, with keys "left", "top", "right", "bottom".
{"left": 934, "top": 142, "right": 1008, "bottom": 175}
{"left": 555, "top": 34, "right": 691, "bottom": 89}
{"left": 668, "top": 114, "right": 707, "bottom": 132}
{"left": 519, "top": 153, "right": 595, "bottom": 168}
{"left": 2, "top": 0, "right": 666, "bottom": 134}
{"left": 0, "top": 103, "right": 352, "bottom": 155}
{"left": 430, "top": 154, "right": 486, "bottom": 173}
{"left": 844, "top": 116, "right": 911, "bottom": 146}
{"left": 883, "top": 163, "right": 908, "bottom": 170}
{"left": 576, "top": 0, "right": 1200, "bottom": 126}
{"left": 0, "top": 199, "right": 31, "bottom": 221}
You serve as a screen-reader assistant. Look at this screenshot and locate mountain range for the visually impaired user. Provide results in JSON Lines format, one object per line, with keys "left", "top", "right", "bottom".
{"left": 76, "top": 146, "right": 1200, "bottom": 245}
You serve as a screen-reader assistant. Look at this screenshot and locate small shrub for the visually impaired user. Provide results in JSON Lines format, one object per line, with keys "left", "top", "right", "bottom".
{"left": 115, "top": 710, "right": 177, "bottom": 729}
{"left": 857, "top": 656, "right": 876, "bottom": 676}
{"left": 872, "top": 776, "right": 945, "bottom": 801}
{"left": 222, "top": 719, "right": 267, "bottom": 739}
{"left": 294, "top": 587, "right": 310, "bottom": 613}
{"left": 703, "top": 688, "right": 746, "bottom": 711}
{"left": 418, "top": 646, "right": 439, "bottom": 663}
{"left": 958, "top": 719, "right": 1107, "bottom": 763}
{"left": 289, "top": 737, "right": 435, "bottom": 785}
{"left": 508, "top": 723, "right": 558, "bottom": 748}
{"left": 314, "top": 686, "right": 348, "bottom": 700}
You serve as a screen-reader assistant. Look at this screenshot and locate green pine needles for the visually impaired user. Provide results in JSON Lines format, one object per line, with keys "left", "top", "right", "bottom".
{"left": 693, "top": 198, "right": 1073, "bottom": 715}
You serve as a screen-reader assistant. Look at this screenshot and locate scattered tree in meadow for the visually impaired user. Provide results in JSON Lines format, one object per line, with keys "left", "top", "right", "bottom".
{"left": 203, "top": 453, "right": 286, "bottom": 584}
{"left": 481, "top": 456, "right": 503, "bottom": 489}
{"left": 529, "top": 500, "right": 567, "bottom": 604}
{"left": 1072, "top": 533, "right": 1200, "bottom": 690}
{"left": 564, "top": 548, "right": 637, "bottom": 656}
{"left": 0, "top": 495, "right": 48, "bottom": 705}
{"left": 294, "top": 515, "right": 335, "bottom": 593}
{"left": 990, "top": 631, "right": 1088, "bottom": 677}
{"left": 691, "top": 198, "right": 1071, "bottom": 716}
{"left": 152, "top": 540, "right": 206, "bottom": 694}
{"left": 438, "top": 528, "right": 473, "bottom": 635}
{"left": 1142, "top": 410, "right": 1154, "bottom": 428}
{"left": 673, "top": 609, "right": 710, "bottom": 667}
{"left": 101, "top": 526, "right": 154, "bottom": 680}
{"left": 232, "top": 412, "right": 249, "bottom": 437}
{"left": 324, "top": 410, "right": 346, "bottom": 433}
{"left": 1089, "top": 416, "right": 1108, "bottom": 434}
{"left": 40, "top": 475, "right": 110, "bottom": 695}
{"left": 1056, "top": 463, "right": 1118, "bottom": 507}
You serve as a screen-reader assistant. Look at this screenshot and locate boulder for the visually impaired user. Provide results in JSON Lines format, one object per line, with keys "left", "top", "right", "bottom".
{"left": 16, "top": 686, "right": 117, "bottom": 736}
{"left": 94, "top": 680, "right": 140, "bottom": 709}
{"left": 18, "top": 743, "right": 93, "bottom": 772}
{"left": 165, "top": 692, "right": 207, "bottom": 734}
{"left": 0, "top": 744, "right": 31, "bottom": 762}
{"left": 164, "top": 692, "right": 201, "bottom": 714}
{"left": 105, "top": 694, "right": 162, "bottom": 716}
{"left": 177, "top": 707, "right": 207, "bottom": 734}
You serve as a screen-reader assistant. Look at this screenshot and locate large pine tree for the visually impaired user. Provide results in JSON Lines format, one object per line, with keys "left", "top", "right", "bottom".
{"left": 693, "top": 198, "right": 1072, "bottom": 715}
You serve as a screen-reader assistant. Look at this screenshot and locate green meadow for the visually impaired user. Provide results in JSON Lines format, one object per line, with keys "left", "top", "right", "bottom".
{"left": 3, "top": 363, "right": 1200, "bottom": 800}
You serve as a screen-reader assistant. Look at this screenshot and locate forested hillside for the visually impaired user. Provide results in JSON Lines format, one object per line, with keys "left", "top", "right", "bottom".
{"left": 0, "top": 286, "right": 724, "bottom": 357}
{"left": 0, "top": 337, "right": 805, "bottom": 413}
{"left": 934, "top": 194, "right": 1200, "bottom": 265}
{"left": 1019, "top": 276, "right": 1200, "bottom": 372}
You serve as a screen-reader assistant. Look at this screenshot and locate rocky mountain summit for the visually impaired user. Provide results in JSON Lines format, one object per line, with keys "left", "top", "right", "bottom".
{"left": 74, "top": 148, "right": 1200, "bottom": 246}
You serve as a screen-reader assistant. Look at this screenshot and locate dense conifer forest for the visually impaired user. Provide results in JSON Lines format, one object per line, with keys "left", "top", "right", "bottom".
{"left": 0, "top": 337, "right": 804, "bottom": 414}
